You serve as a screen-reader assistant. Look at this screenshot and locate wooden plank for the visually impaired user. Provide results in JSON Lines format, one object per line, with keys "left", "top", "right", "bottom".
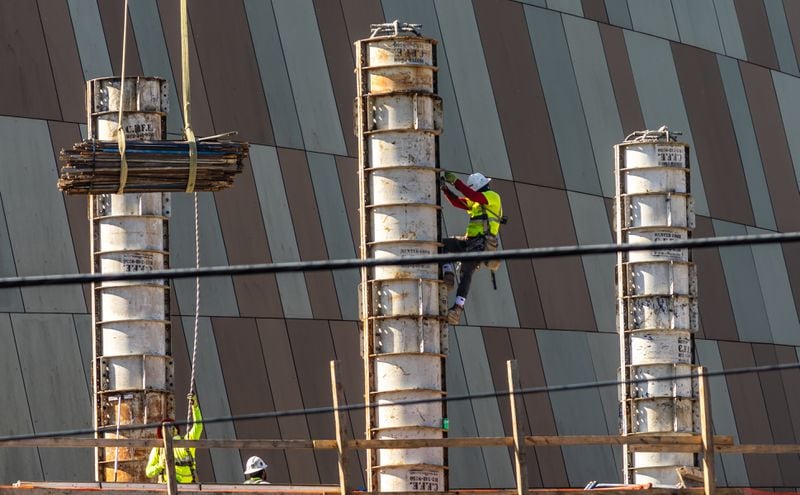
{"left": 698, "top": 368, "right": 716, "bottom": 495}
{"left": 330, "top": 362, "right": 351, "bottom": 495}
{"left": 506, "top": 361, "right": 528, "bottom": 495}
{"left": 163, "top": 425, "right": 178, "bottom": 495}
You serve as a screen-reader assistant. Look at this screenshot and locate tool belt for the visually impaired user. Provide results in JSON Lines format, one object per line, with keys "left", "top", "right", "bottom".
{"left": 482, "top": 235, "right": 500, "bottom": 272}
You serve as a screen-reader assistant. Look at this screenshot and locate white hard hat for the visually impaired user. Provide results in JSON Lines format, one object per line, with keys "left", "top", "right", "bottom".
{"left": 466, "top": 172, "right": 491, "bottom": 191}
{"left": 244, "top": 456, "right": 268, "bottom": 475}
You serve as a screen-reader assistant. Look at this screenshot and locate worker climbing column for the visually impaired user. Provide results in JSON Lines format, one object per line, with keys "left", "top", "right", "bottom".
{"left": 89, "top": 77, "right": 173, "bottom": 482}
{"left": 355, "top": 21, "right": 447, "bottom": 492}
{"left": 614, "top": 128, "right": 700, "bottom": 485}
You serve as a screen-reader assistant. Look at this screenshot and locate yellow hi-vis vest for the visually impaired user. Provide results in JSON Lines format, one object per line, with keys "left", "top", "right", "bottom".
{"left": 145, "top": 403, "right": 203, "bottom": 483}
{"left": 465, "top": 190, "right": 502, "bottom": 237}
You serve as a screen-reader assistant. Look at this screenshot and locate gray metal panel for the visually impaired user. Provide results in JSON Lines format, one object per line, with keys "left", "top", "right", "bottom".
{"left": 746, "top": 227, "right": 800, "bottom": 345}
{"left": 627, "top": 0, "right": 679, "bottom": 40}
{"left": 0, "top": 314, "right": 43, "bottom": 484}
{"left": 563, "top": 15, "right": 624, "bottom": 198}
{"left": 462, "top": 236, "right": 520, "bottom": 328}
{"left": 127, "top": 0, "right": 183, "bottom": 140}
{"left": 446, "top": 325, "right": 490, "bottom": 488}
{"left": 536, "top": 329, "right": 617, "bottom": 486}
{"left": 170, "top": 192, "right": 239, "bottom": 317}
{"left": 244, "top": 0, "right": 304, "bottom": 149}
{"left": 517, "top": 0, "right": 546, "bottom": 6}
{"left": 525, "top": 7, "right": 602, "bottom": 195}
{"left": 181, "top": 316, "right": 242, "bottom": 482}
{"left": 567, "top": 192, "right": 616, "bottom": 333}
{"left": 624, "top": 30, "right": 710, "bottom": 216}
{"left": 695, "top": 340, "right": 749, "bottom": 487}
{"left": 271, "top": 0, "right": 346, "bottom": 155}
{"left": 249, "top": 145, "right": 312, "bottom": 318}
{"left": 671, "top": 0, "right": 725, "bottom": 53}
{"left": 605, "top": 0, "right": 633, "bottom": 28}
{"left": 0, "top": 117, "right": 85, "bottom": 313}
{"left": 713, "top": 0, "right": 748, "bottom": 59}
{"left": 72, "top": 313, "right": 93, "bottom": 396}
{"left": 772, "top": 71, "right": 800, "bottom": 189}
{"left": 585, "top": 332, "right": 622, "bottom": 475}
{"left": 67, "top": 0, "right": 112, "bottom": 80}
{"left": 546, "top": 0, "right": 583, "bottom": 16}
{"left": 307, "top": 152, "right": 359, "bottom": 321}
{"left": 764, "top": 0, "right": 800, "bottom": 75}
{"left": 717, "top": 55, "right": 777, "bottom": 230}
{"left": 435, "top": 0, "right": 512, "bottom": 180}
{"left": 0, "top": 194, "right": 23, "bottom": 312}
{"left": 12, "top": 313, "right": 92, "bottom": 480}
{"left": 713, "top": 220, "right": 771, "bottom": 343}
{"left": 382, "top": 0, "right": 471, "bottom": 174}
{"left": 455, "top": 326, "right": 515, "bottom": 488}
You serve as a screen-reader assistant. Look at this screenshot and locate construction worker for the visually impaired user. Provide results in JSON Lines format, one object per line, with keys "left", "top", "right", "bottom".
{"left": 440, "top": 171, "right": 504, "bottom": 324}
{"left": 243, "top": 456, "right": 270, "bottom": 484}
{"left": 146, "top": 394, "right": 203, "bottom": 483}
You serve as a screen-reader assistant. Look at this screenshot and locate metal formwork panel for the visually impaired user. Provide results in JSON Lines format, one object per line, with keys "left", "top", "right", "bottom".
{"left": 356, "top": 23, "right": 447, "bottom": 493}
{"left": 615, "top": 129, "right": 700, "bottom": 485}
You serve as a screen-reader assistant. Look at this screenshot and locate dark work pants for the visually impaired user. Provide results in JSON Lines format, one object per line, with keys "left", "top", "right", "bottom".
{"left": 443, "top": 236, "right": 485, "bottom": 299}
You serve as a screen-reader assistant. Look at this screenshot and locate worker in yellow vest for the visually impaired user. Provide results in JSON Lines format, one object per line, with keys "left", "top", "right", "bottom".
{"left": 440, "top": 171, "right": 504, "bottom": 324}
{"left": 146, "top": 394, "right": 203, "bottom": 483}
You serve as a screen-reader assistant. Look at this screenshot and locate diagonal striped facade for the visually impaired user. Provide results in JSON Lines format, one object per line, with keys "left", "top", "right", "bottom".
{"left": 1, "top": 0, "right": 800, "bottom": 489}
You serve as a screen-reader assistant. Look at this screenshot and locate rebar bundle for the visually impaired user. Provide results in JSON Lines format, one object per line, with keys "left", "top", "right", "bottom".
{"left": 58, "top": 140, "right": 248, "bottom": 194}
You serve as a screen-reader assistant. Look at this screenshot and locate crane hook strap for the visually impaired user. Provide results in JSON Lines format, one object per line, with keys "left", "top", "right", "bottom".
{"left": 180, "top": 0, "right": 197, "bottom": 193}
{"left": 116, "top": 0, "right": 130, "bottom": 194}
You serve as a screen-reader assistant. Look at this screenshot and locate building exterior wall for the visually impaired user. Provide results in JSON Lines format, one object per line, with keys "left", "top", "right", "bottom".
{"left": 1, "top": 0, "right": 799, "bottom": 488}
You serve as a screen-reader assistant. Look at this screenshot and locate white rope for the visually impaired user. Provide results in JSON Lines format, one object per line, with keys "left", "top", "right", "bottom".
{"left": 112, "top": 397, "right": 122, "bottom": 482}
{"left": 187, "top": 193, "right": 200, "bottom": 425}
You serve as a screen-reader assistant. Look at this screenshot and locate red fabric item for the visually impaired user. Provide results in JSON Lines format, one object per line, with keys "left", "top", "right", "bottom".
{"left": 453, "top": 179, "right": 488, "bottom": 204}
{"left": 442, "top": 185, "right": 468, "bottom": 209}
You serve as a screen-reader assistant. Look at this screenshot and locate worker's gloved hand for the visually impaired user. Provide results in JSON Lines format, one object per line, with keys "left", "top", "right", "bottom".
{"left": 187, "top": 393, "right": 196, "bottom": 405}
{"left": 443, "top": 171, "right": 457, "bottom": 184}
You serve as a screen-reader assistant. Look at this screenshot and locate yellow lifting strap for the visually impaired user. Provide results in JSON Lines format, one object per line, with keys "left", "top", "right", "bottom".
{"left": 181, "top": 0, "right": 198, "bottom": 193}
{"left": 116, "top": 0, "right": 131, "bottom": 194}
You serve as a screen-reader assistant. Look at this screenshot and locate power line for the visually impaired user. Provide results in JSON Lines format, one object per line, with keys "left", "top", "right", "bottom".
{"left": 0, "top": 231, "right": 798, "bottom": 289}
{"left": 2, "top": 360, "right": 798, "bottom": 444}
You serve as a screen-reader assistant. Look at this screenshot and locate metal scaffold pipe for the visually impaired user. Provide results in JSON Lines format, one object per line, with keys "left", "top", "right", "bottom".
{"left": 356, "top": 22, "right": 447, "bottom": 493}
{"left": 89, "top": 77, "right": 174, "bottom": 482}
{"left": 614, "top": 128, "right": 700, "bottom": 486}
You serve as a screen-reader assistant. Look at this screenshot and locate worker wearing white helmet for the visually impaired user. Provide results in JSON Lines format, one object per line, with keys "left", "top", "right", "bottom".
{"left": 440, "top": 171, "right": 505, "bottom": 324}
{"left": 243, "top": 456, "right": 270, "bottom": 484}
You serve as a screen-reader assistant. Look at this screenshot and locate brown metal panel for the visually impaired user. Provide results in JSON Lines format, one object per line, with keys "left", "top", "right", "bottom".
{"left": 482, "top": 326, "right": 545, "bottom": 488}
{"left": 257, "top": 318, "right": 321, "bottom": 484}
{"left": 752, "top": 344, "right": 800, "bottom": 487}
{"left": 170, "top": 311, "right": 215, "bottom": 480}
{"left": 37, "top": 0, "right": 85, "bottom": 122}
{"left": 775, "top": 346, "right": 800, "bottom": 443}
{"left": 598, "top": 24, "right": 645, "bottom": 134}
{"left": 286, "top": 319, "right": 339, "bottom": 484}
{"left": 581, "top": 0, "right": 609, "bottom": 23}
{"left": 718, "top": 341, "right": 782, "bottom": 486}
{"left": 474, "top": 0, "right": 564, "bottom": 188}
{"left": 278, "top": 148, "right": 342, "bottom": 320}
{"left": 329, "top": 320, "right": 366, "bottom": 488}
{"left": 48, "top": 121, "right": 90, "bottom": 309}
{"left": 693, "top": 216, "right": 738, "bottom": 341}
{"left": 490, "top": 179, "right": 546, "bottom": 328}
{"left": 156, "top": 0, "right": 222, "bottom": 138}
{"left": 97, "top": 0, "right": 144, "bottom": 76}
{"left": 739, "top": 61, "right": 800, "bottom": 232}
{"left": 313, "top": 0, "right": 356, "bottom": 157}
{"left": 784, "top": 0, "right": 800, "bottom": 69}
{"left": 214, "top": 158, "right": 283, "bottom": 318}
{"left": 508, "top": 328, "right": 569, "bottom": 488}
{"left": 335, "top": 156, "right": 360, "bottom": 252}
{"left": 672, "top": 43, "right": 754, "bottom": 225}
{"left": 516, "top": 183, "right": 596, "bottom": 331}
{"left": 733, "top": 0, "right": 779, "bottom": 69}
{"left": 214, "top": 317, "right": 291, "bottom": 482}
{"left": 0, "top": 2, "right": 61, "bottom": 120}
{"left": 185, "top": 0, "right": 273, "bottom": 144}
{"left": 339, "top": 0, "right": 384, "bottom": 58}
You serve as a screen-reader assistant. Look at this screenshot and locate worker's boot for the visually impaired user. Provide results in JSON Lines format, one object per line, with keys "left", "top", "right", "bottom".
{"left": 446, "top": 304, "right": 463, "bottom": 325}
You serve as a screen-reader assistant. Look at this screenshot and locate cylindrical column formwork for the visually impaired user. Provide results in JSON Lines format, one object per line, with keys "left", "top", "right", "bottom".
{"left": 615, "top": 128, "right": 700, "bottom": 486}
{"left": 89, "top": 77, "right": 174, "bottom": 482}
{"left": 356, "top": 22, "right": 446, "bottom": 493}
